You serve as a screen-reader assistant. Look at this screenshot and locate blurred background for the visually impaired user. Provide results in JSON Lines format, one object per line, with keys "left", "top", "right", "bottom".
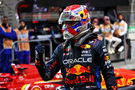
{"left": 0, "top": 0, "right": 135, "bottom": 68}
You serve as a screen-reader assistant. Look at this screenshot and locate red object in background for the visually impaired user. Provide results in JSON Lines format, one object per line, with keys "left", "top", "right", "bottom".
{"left": 0, "top": 64, "right": 63, "bottom": 90}
{"left": 32, "top": 21, "right": 39, "bottom": 24}
{"left": 0, "top": 64, "right": 42, "bottom": 90}
{"left": 1, "top": 63, "right": 135, "bottom": 90}
{"left": 19, "top": 4, "right": 29, "bottom": 8}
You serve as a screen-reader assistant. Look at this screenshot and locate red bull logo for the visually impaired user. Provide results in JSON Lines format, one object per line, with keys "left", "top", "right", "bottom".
{"left": 66, "top": 64, "right": 90, "bottom": 75}
{"left": 80, "top": 44, "right": 91, "bottom": 49}
{"left": 65, "top": 64, "right": 95, "bottom": 85}
{"left": 65, "top": 75, "right": 95, "bottom": 85}
{"left": 104, "top": 56, "right": 110, "bottom": 60}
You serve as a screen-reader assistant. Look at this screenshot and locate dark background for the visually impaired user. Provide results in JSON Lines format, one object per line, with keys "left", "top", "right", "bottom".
{"left": 37, "top": 0, "right": 129, "bottom": 7}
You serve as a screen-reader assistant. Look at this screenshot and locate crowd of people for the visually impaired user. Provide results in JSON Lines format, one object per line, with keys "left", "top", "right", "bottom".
{"left": 92, "top": 14, "right": 128, "bottom": 54}
{"left": 0, "top": 16, "right": 30, "bottom": 73}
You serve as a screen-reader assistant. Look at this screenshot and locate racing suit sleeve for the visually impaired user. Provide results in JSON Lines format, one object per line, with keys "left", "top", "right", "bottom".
{"left": 35, "top": 44, "right": 61, "bottom": 81}
{"left": 94, "top": 39, "right": 117, "bottom": 89}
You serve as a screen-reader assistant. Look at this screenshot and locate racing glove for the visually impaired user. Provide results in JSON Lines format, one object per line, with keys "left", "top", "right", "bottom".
{"left": 35, "top": 44, "right": 45, "bottom": 65}
{"left": 35, "top": 44, "right": 49, "bottom": 80}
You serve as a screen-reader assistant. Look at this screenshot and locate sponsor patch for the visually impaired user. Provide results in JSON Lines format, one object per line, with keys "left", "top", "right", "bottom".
{"left": 66, "top": 64, "right": 90, "bottom": 75}
{"left": 104, "top": 56, "right": 110, "bottom": 60}
{"left": 80, "top": 44, "right": 91, "bottom": 49}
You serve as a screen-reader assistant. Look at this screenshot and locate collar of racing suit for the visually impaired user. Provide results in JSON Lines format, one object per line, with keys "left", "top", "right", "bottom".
{"left": 63, "top": 31, "right": 97, "bottom": 49}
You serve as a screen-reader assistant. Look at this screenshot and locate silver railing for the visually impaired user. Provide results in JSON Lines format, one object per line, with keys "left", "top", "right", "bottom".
{"left": 11, "top": 39, "right": 53, "bottom": 63}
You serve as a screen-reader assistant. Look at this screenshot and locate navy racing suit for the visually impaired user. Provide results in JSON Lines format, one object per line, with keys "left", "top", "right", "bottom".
{"left": 35, "top": 33, "right": 117, "bottom": 90}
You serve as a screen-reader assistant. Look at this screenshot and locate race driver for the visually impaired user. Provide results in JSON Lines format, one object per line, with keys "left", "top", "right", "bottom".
{"left": 35, "top": 4, "right": 117, "bottom": 90}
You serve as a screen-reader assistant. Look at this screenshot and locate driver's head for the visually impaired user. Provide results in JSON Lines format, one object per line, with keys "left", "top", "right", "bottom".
{"left": 58, "top": 4, "right": 91, "bottom": 40}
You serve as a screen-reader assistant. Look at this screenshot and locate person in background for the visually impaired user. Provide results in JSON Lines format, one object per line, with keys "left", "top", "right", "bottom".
{"left": 35, "top": 5, "right": 117, "bottom": 90}
{"left": 0, "top": 16, "right": 17, "bottom": 73}
{"left": 92, "top": 18, "right": 103, "bottom": 40}
{"left": 92, "top": 18, "right": 100, "bottom": 33}
{"left": 113, "top": 14, "right": 128, "bottom": 52}
{"left": 100, "top": 16, "right": 121, "bottom": 54}
{"left": 14, "top": 20, "right": 30, "bottom": 64}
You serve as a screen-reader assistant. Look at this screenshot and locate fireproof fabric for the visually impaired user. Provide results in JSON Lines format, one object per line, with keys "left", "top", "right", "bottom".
{"left": 35, "top": 33, "right": 117, "bottom": 89}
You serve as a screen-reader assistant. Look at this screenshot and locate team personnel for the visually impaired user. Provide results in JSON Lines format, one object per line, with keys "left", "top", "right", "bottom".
{"left": 0, "top": 16, "right": 17, "bottom": 73}
{"left": 15, "top": 21, "right": 30, "bottom": 64}
{"left": 35, "top": 5, "right": 117, "bottom": 90}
